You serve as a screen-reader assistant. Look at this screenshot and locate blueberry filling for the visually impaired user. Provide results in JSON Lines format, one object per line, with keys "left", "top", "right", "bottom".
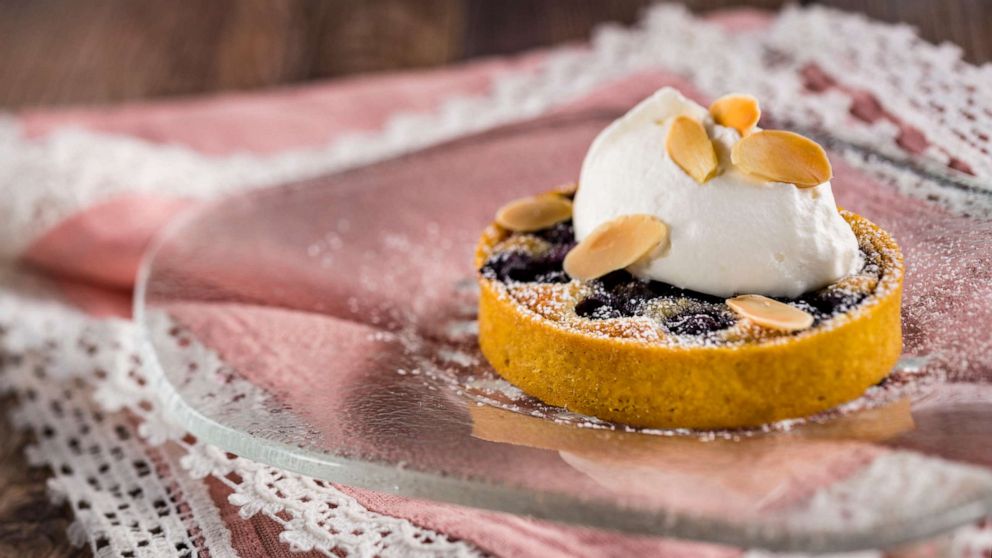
{"left": 533, "top": 221, "right": 575, "bottom": 245}
{"left": 481, "top": 219, "right": 875, "bottom": 336}
{"left": 797, "top": 289, "right": 866, "bottom": 319}
{"left": 480, "top": 221, "right": 576, "bottom": 284}
{"left": 666, "top": 311, "right": 736, "bottom": 336}
{"left": 574, "top": 296, "right": 623, "bottom": 319}
{"left": 480, "top": 250, "right": 571, "bottom": 283}
{"left": 785, "top": 249, "right": 872, "bottom": 321}
{"left": 572, "top": 271, "right": 659, "bottom": 318}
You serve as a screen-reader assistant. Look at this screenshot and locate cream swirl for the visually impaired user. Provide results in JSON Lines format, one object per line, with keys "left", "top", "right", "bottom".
{"left": 573, "top": 87, "right": 861, "bottom": 298}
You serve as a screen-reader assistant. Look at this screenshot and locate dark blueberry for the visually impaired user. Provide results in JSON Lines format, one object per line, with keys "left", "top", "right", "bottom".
{"left": 611, "top": 280, "right": 656, "bottom": 300}
{"left": 592, "top": 304, "right": 624, "bottom": 320}
{"left": 666, "top": 311, "right": 735, "bottom": 336}
{"left": 506, "top": 263, "right": 542, "bottom": 282}
{"left": 575, "top": 296, "right": 622, "bottom": 319}
{"left": 789, "top": 298, "right": 822, "bottom": 318}
{"left": 610, "top": 281, "right": 660, "bottom": 316}
{"left": 514, "top": 258, "right": 569, "bottom": 283}
{"left": 595, "top": 270, "right": 636, "bottom": 290}
{"left": 800, "top": 289, "right": 866, "bottom": 317}
{"left": 480, "top": 249, "right": 571, "bottom": 284}
{"left": 644, "top": 281, "right": 724, "bottom": 304}
{"left": 534, "top": 220, "right": 575, "bottom": 245}
{"left": 533, "top": 248, "right": 573, "bottom": 283}
{"left": 480, "top": 251, "right": 532, "bottom": 282}
{"left": 644, "top": 281, "right": 684, "bottom": 298}
{"left": 543, "top": 242, "right": 575, "bottom": 265}
{"left": 535, "top": 270, "right": 570, "bottom": 283}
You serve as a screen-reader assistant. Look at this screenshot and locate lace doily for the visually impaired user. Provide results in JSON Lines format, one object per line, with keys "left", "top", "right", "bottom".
{"left": 1, "top": 5, "right": 991, "bottom": 557}
{"left": 0, "top": 271, "right": 482, "bottom": 558}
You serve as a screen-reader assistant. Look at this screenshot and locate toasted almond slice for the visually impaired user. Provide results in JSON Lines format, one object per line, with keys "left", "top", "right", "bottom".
{"left": 553, "top": 182, "right": 578, "bottom": 197}
{"left": 709, "top": 93, "right": 761, "bottom": 135}
{"left": 564, "top": 215, "right": 669, "bottom": 280}
{"left": 495, "top": 195, "right": 573, "bottom": 232}
{"left": 731, "top": 130, "right": 832, "bottom": 188}
{"left": 665, "top": 116, "right": 719, "bottom": 184}
{"left": 726, "top": 294, "right": 814, "bottom": 332}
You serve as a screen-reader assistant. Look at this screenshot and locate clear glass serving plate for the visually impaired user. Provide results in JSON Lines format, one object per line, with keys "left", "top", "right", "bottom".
{"left": 136, "top": 107, "right": 992, "bottom": 553}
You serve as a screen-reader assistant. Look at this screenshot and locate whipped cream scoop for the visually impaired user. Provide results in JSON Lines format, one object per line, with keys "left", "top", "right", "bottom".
{"left": 573, "top": 87, "right": 861, "bottom": 298}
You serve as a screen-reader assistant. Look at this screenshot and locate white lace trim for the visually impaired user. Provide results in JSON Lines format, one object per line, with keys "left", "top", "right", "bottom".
{"left": 2, "top": 4, "right": 992, "bottom": 557}
{"left": 775, "top": 7, "right": 992, "bottom": 178}
{"left": 0, "top": 269, "right": 483, "bottom": 557}
{"left": 0, "top": 272, "right": 233, "bottom": 557}
{"left": 181, "top": 444, "right": 477, "bottom": 557}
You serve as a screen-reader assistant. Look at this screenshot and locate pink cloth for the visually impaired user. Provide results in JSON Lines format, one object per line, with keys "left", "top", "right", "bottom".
{"left": 25, "top": 195, "right": 194, "bottom": 289}
{"left": 19, "top": 52, "right": 550, "bottom": 293}
{"left": 19, "top": 52, "right": 550, "bottom": 156}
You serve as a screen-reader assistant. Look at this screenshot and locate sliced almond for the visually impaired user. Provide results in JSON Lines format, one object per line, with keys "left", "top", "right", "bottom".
{"left": 495, "top": 195, "right": 573, "bottom": 232}
{"left": 709, "top": 93, "right": 761, "bottom": 135}
{"left": 731, "top": 130, "right": 832, "bottom": 188}
{"left": 553, "top": 182, "right": 578, "bottom": 197}
{"left": 665, "top": 116, "right": 719, "bottom": 184}
{"left": 726, "top": 294, "right": 814, "bottom": 332}
{"left": 564, "top": 215, "right": 669, "bottom": 280}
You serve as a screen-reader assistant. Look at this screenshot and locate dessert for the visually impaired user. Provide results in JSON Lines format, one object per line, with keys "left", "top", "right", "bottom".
{"left": 475, "top": 88, "right": 903, "bottom": 430}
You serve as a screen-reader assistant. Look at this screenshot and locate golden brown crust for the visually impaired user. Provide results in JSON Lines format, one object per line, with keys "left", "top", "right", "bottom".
{"left": 476, "top": 211, "right": 904, "bottom": 429}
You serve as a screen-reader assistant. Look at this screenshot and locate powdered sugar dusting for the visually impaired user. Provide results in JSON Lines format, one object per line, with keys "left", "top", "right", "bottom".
{"left": 479, "top": 210, "right": 899, "bottom": 350}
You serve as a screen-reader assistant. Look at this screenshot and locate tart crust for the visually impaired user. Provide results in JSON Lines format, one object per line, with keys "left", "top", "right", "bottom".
{"left": 475, "top": 210, "right": 903, "bottom": 430}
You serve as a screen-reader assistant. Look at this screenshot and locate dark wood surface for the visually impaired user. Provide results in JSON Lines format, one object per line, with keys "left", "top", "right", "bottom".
{"left": 0, "top": 398, "right": 82, "bottom": 557}
{"left": 1, "top": 2, "right": 989, "bottom": 556}
{"left": 1, "top": 0, "right": 990, "bottom": 109}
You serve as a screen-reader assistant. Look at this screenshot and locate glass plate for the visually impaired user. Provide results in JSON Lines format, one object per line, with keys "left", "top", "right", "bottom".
{"left": 136, "top": 108, "right": 992, "bottom": 553}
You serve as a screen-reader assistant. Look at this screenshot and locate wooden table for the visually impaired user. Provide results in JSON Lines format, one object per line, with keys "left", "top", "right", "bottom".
{"left": 1, "top": 0, "right": 989, "bottom": 109}
{"left": 1, "top": 1, "right": 988, "bottom": 555}
{"left": 0, "top": 398, "right": 78, "bottom": 557}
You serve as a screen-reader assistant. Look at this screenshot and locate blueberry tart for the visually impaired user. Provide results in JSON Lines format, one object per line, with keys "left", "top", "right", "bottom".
{"left": 475, "top": 88, "right": 903, "bottom": 429}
